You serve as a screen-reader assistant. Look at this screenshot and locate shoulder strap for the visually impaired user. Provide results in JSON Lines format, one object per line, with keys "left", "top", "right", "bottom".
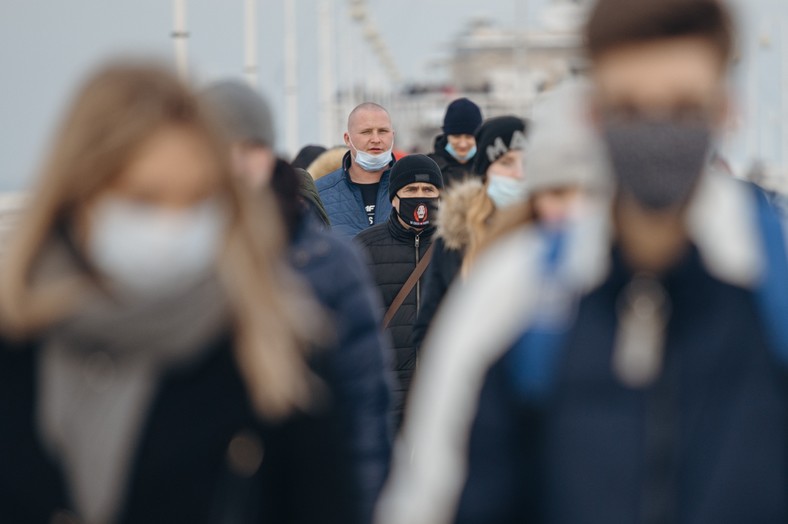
{"left": 383, "top": 243, "right": 435, "bottom": 329}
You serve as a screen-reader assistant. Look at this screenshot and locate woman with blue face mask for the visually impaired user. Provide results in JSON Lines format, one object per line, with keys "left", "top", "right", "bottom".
{"left": 0, "top": 61, "right": 360, "bottom": 524}
{"left": 412, "top": 116, "right": 529, "bottom": 350}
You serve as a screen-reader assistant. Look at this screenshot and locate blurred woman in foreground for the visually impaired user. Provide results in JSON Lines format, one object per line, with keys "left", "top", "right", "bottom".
{"left": 0, "top": 60, "right": 357, "bottom": 524}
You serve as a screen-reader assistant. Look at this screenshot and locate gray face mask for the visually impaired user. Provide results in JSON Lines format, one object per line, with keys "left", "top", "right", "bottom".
{"left": 602, "top": 117, "right": 713, "bottom": 210}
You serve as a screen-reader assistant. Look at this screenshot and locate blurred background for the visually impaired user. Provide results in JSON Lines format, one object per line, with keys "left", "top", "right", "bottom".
{"left": 1, "top": 0, "right": 787, "bottom": 193}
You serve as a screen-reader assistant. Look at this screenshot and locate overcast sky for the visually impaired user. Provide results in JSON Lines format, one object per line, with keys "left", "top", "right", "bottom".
{"left": 0, "top": 0, "right": 785, "bottom": 190}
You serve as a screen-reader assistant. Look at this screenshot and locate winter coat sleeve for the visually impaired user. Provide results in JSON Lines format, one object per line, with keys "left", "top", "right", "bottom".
{"left": 327, "top": 240, "right": 394, "bottom": 523}
{"left": 293, "top": 229, "right": 394, "bottom": 524}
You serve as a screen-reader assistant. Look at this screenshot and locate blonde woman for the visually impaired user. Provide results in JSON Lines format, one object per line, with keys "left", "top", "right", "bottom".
{"left": 0, "top": 61, "right": 358, "bottom": 524}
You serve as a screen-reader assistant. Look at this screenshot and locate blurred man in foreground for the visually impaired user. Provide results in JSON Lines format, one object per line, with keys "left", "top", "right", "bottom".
{"left": 377, "top": 1, "right": 788, "bottom": 523}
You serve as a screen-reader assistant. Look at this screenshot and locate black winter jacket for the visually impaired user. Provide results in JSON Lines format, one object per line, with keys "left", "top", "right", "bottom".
{"left": 411, "top": 236, "right": 463, "bottom": 349}
{"left": 0, "top": 333, "right": 360, "bottom": 524}
{"left": 355, "top": 211, "right": 436, "bottom": 423}
{"left": 427, "top": 135, "right": 475, "bottom": 187}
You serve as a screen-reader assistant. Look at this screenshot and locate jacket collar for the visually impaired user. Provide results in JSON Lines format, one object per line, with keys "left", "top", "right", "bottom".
{"left": 386, "top": 209, "right": 436, "bottom": 243}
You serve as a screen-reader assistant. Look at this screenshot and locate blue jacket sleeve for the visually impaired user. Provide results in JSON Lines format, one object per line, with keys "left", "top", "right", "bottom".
{"left": 296, "top": 231, "right": 394, "bottom": 523}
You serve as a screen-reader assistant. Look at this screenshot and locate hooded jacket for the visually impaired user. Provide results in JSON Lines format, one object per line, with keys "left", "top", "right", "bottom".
{"left": 428, "top": 135, "right": 476, "bottom": 187}
{"left": 316, "top": 152, "right": 394, "bottom": 239}
{"left": 413, "top": 178, "right": 489, "bottom": 349}
{"left": 355, "top": 210, "right": 436, "bottom": 424}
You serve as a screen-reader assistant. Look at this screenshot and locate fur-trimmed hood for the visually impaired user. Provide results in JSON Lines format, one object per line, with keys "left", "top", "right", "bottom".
{"left": 437, "top": 178, "right": 487, "bottom": 251}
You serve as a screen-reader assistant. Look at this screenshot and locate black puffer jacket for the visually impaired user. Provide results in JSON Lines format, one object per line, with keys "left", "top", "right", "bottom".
{"left": 413, "top": 178, "right": 489, "bottom": 350}
{"left": 355, "top": 211, "right": 436, "bottom": 423}
{"left": 427, "top": 135, "right": 475, "bottom": 187}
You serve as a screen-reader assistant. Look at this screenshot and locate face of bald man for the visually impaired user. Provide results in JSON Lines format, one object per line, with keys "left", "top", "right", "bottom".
{"left": 344, "top": 107, "right": 394, "bottom": 160}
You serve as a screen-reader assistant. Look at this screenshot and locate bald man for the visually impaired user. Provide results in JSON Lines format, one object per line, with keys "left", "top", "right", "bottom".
{"left": 317, "top": 102, "right": 396, "bottom": 238}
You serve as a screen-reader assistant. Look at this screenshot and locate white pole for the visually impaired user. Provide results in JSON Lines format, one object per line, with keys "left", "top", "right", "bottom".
{"left": 244, "top": 0, "right": 258, "bottom": 87}
{"left": 284, "top": 0, "right": 299, "bottom": 156}
{"left": 782, "top": 18, "right": 788, "bottom": 171}
{"left": 172, "top": 0, "right": 189, "bottom": 80}
{"left": 319, "top": 0, "right": 336, "bottom": 145}
{"left": 746, "top": 33, "right": 759, "bottom": 162}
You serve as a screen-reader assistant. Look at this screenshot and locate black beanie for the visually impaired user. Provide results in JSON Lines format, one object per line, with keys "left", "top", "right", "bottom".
{"left": 442, "top": 98, "right": 483, "bottom": 136}
{"left": 472, "top": 116, "right": 529, "bottom": 176}
{"left": 389, "top": 154, "right": 444, "bottom": 201}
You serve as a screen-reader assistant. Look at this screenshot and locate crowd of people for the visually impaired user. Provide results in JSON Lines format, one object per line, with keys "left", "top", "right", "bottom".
{"left": 1, "top": 0, "right": 787, "bottom": 522}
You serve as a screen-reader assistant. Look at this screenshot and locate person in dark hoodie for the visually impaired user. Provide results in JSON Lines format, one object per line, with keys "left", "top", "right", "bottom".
{"left": 355, "top": 155, "right": 444, "bottom": 425}
{"left": 292, "top": 144, "right": 327, "bottom": 170}
{"left": 428, "top": 98, "right": 483, "bottom": 186}
{"left": 202, "top": 79, "right": 392, "bottom": 524}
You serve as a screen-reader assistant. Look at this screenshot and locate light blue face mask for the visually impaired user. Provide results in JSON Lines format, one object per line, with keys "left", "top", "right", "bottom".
{"left": 349, "top": 139, "right": 393, "bottom": 172}
{"left": 445, "top": 142, "right": 477, "bottom": 163}
{"left": 486, "top": 174, "right": 528, "bottom": 209}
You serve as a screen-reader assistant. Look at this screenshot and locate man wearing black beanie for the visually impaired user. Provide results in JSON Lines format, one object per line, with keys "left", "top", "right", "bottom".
{"left": 428, "top": 98, "right": 483, "bottom": 187}
{"left": 355, "top": 155, "right": 444, "bottom": 426}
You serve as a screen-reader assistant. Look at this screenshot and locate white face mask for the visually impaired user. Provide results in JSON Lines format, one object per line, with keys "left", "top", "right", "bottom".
{"left": 88, "top": 197, "right": 227, "bottom": 296}
{"left": 486, "top": 173, "right": 529, "bottom": 209}
{"left": 349, "top": 139, "right": 393, "bottom": 172}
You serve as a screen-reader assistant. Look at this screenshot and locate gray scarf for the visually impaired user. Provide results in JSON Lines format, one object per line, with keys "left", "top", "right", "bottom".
{"left": 35, "top": 239, "right": 229, "bottom": 524}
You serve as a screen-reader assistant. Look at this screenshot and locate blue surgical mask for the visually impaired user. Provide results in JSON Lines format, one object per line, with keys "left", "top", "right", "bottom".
{"left": 486, "top": 174, "right": 528, "bottom": 209}
{"left": 445, "top": 142, "right": 477, "bottom": 163}
{"left": 349, "top": 139, "right": 393, "bottom": 172}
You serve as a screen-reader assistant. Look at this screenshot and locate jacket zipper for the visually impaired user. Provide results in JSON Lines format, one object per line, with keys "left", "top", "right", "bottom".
{"left": 415, "top": 234, "right": 421, "bottom": 314}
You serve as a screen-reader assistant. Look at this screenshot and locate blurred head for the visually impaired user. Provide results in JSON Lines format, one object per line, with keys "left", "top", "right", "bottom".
{"left": 344, "top": 102, "right": 394, "bottom": 172}
{"left": 389, "top": 155, "right": 444, "bottom": 230}
{"left": 292, "top": 144, "right": 327, "bottom": 170}
{"left": 201, "top": 80, "right": 277, "bottom": 188}
{"left": 442, "top": 98, "right": 483, "bottom": 163}
{"left": 585, "top": 0, "right": 734, "bottom": 212}
{"left": 0, "top": 60, "right": 312, "bottom": 418}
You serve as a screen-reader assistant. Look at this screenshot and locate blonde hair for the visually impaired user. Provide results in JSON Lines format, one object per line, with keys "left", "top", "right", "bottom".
{"left": 0, "top": 60, "right": 313, "bottom": 419}
{"left": 307, "top": 146, "right": 349, "bottom": 180}
{"left": 460, "top": 186, "right": 497, "bottom": 276}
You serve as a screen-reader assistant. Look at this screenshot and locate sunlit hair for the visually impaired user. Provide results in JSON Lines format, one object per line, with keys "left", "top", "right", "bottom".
{"left": 0, "top": 59, "right": 314, "bottom": 419}
{"left": 459, "top": 187, "right": 497, "bottom": 277}
{"left": 307, "top": 146, "right": 349, "bottom": 180}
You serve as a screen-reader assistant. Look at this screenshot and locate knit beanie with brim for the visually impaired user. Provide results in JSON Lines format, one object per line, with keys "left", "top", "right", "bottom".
{"left": 442, "top": 98, "right": 483, "bottom": 136}
{"left": 201, "top": 80, "right": 276, "bottom": 147}
{"left": 472, "top": 116, "right": 529, "bottom": 177}
{"left": 388, "top": 155, "right": 444, "bottom": 201}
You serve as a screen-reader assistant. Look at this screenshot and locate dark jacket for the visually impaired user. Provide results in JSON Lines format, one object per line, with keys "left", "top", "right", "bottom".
{"left": 316, "top": 152, "right": 394, "bottom": 239}
{"left": 355, "top": 211, "right": 436, "bottom": 422}
{"left": 0, "top": 333, "right": 360, "bottom": 524}
{"left": 288, "top": 216, "right": 393, "bottom": 523}
{"left": 428, "top": 135, "right": 475, "bottom": 187}
{"left": 457, "top": 246, "right": 788, "bottom": 524}
{"left": 294, "top": 167, "right": 330, "bottom": 228}
{"left": 412, "top": 236, "right": 463, "bottom": 349}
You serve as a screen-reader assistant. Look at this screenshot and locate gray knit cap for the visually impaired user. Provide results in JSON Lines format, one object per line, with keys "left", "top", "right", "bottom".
{"left": 201, "top": 80, "right": 276, "bottom": 147}
{"left": 525, "top": 80, "right": 611, "bottom": 195}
